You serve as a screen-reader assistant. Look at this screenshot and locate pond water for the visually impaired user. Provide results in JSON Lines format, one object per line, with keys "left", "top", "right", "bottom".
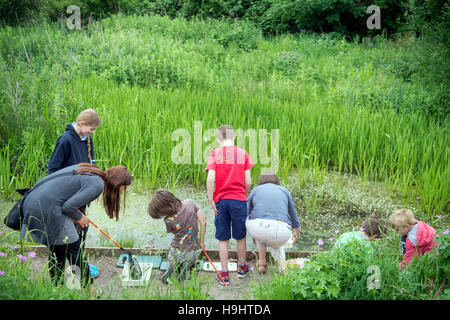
{"left": 79, "top": 170, "right": 406, "bottom": 252}
{"left": 0, "top": 169, "right": 408, "bottom": 252}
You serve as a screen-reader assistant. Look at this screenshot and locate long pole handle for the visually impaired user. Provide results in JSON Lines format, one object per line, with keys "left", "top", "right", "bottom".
{"left": 202, "top": 248, "right": 228, "bottom": 287}
{"left": 77, "top": 209, "right": 125, "bottom": 252}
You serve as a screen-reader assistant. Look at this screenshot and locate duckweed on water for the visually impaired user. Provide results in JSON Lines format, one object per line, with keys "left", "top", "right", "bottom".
{"left": 80, "top": 169, "right": 432, "bottom": 251}
{"left": 0, "top": 170, "right": 446, "bottom": 251}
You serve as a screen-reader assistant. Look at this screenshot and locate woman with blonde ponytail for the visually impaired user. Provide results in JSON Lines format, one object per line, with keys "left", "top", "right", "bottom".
{"left": 48, "top": 109, "right": 101, "bottom": 175}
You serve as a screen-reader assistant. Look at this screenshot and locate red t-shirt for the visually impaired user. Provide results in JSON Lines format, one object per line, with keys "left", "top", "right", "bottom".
{"left": 205, "top": 145, "right": 254, "bottom": 203}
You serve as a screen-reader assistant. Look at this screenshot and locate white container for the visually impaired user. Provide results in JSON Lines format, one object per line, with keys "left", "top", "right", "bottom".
{"left": 121, "top": 262, "right": 153, "bottom": 287}
{"left": 202, "top": 261, "right": 237, "bottom": 272}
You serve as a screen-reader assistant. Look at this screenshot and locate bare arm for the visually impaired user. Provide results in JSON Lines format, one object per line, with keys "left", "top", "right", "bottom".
{"left": 207, "top": 169, "right": 218, "bottom": 215}
{"left": 292, "top": 227, "right": 301, "bottom": 244}
{"left": 196, "top": 209, "right": 206, "bottom": 250}
{"left": 244, "top": 169, "right": 252, "bottom": 193}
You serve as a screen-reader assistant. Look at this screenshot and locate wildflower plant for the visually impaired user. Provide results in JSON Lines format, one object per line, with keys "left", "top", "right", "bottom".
{"left": 0, "top": 230, "right": 93, "bottom": 299}
{"left": 273, "top": 50, "right": 301, "bottom": 76}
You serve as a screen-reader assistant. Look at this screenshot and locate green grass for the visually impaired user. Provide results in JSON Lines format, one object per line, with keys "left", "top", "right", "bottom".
{"left": 0, "top": 14, "right": 448, "bottom": 221}
{"left": 0, "top": 231, "right": 212, "bottom": 300}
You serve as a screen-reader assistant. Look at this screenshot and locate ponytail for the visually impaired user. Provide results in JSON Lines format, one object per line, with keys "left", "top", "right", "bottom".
{"left": 86, "top": 135, "right": 92, "bottom": 163}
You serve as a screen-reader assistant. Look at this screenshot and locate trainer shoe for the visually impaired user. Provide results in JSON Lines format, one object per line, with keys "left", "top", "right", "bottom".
{"left": 161, "top": 263, "right": 176, "bottom": 284}
{"left": 237, "top": 263, "right": 251, "bottom": 278}
{"left": 89, "top": 264, "right": 100, "bottom": 279}
{"left": 216, "top": 271, "right": 229, "bottom": 286}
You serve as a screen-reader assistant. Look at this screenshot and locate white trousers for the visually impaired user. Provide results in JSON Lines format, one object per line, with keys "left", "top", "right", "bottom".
{"left": 245, "top": 218, "right": 292, "bottom": 264}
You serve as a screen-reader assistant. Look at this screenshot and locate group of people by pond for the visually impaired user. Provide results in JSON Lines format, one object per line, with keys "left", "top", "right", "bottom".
{"left": 19, "top": 109, "right": 438, "bottom": 292}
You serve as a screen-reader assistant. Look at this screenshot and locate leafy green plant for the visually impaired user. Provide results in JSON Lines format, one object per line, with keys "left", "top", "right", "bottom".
{"left": 0, "top": 233, "right": 93, "bottom": 299}
{"left": 251, "top": 230, "right": 449, "bottom": 300}
{"left": 260, "top": 0, "right": 408, "bottom": 37}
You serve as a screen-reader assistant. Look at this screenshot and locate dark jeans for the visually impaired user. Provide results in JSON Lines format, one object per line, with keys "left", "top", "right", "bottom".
{"left": 401, "top": 235, "right": 407, "bottom": 254}
{"left": 48, "top": 226, "right": 92, "bottom": 287}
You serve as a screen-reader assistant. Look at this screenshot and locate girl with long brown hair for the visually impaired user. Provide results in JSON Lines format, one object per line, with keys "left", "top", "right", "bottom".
{"left": 21, "top": 163, "right": 132, "bottom": 290}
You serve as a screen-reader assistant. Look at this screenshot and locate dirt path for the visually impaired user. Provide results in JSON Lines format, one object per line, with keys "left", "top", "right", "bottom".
{"left": 29, "top": 252, "right": 272, "bottom": 300}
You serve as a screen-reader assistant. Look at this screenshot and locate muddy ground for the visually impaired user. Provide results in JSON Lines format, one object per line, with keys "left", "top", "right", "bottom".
{"left": 29, "top": 251, "right": 275, "bottom": 300}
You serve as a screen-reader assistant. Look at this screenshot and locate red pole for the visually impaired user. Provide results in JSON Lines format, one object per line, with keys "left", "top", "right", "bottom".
{"left": 77, "top": 209, "right": 124, "bottom": 251}
{"left": 202, "top": 248, "right": 228, "bottom": 287}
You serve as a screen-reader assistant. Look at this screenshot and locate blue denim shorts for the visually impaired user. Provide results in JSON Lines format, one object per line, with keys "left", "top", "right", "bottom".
{"left": 214, "top": 199, "right": 247, "bottom": 241}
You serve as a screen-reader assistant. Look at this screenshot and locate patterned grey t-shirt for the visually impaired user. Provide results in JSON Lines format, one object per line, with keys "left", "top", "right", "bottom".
{"left": 164, "top": 199, "right": 200, "bottom": 251}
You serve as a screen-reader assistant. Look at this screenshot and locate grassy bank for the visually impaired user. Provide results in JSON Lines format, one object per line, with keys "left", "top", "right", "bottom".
{"left": 1, "top": 225, "right": 448, "bottom": 300}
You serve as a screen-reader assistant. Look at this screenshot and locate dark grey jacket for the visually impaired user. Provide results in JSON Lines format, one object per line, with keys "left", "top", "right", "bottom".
{"left": 21, "top": 165, "right": 104, "bottom": 247}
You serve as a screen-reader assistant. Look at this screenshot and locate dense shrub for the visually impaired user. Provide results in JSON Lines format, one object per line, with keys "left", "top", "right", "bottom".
{"left": 0, "top": 0, "right": 40, "bottom": 25}
{"left": 259, "top": 0, "right": 408, "bottom": 37}
{"left": 0, "top": 0, "right": 408, "bottom": 38}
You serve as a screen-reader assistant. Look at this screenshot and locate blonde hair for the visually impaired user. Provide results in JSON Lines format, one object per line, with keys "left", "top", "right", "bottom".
{"left": 389, "top": 209, "right": 418, "bottom": 227}
{"left": 76, "top": 109, "right": 101, "bottom": 163}
{"left": 76, "top": 109, "right": 101, "bottom": 127}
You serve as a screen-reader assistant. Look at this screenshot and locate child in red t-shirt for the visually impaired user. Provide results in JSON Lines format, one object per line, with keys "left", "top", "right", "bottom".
{"left": 206, "top": 125, "right": 254, "bottom": 286}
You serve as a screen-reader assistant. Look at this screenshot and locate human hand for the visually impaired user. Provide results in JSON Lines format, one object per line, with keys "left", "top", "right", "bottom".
{"left": 292, "top": 228, "right": 301, "bottom": 244}
{"left": 210, "top": 200, "right": 219, "bottom": 216}
{"left": 75, "top": 214, "right": 90, "bottom": 229}
{"left": 200, "top": 241, "right": 206, "bottom": 251}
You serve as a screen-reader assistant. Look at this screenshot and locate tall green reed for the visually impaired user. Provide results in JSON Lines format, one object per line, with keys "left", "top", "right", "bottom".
{"left": 0, "top": 15, "right": 447, "bottom": 219}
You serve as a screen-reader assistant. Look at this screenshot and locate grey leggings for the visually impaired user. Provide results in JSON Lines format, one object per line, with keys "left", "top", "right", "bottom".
{"left": 168, "top": 248, "right": 201, "bottom": 267}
